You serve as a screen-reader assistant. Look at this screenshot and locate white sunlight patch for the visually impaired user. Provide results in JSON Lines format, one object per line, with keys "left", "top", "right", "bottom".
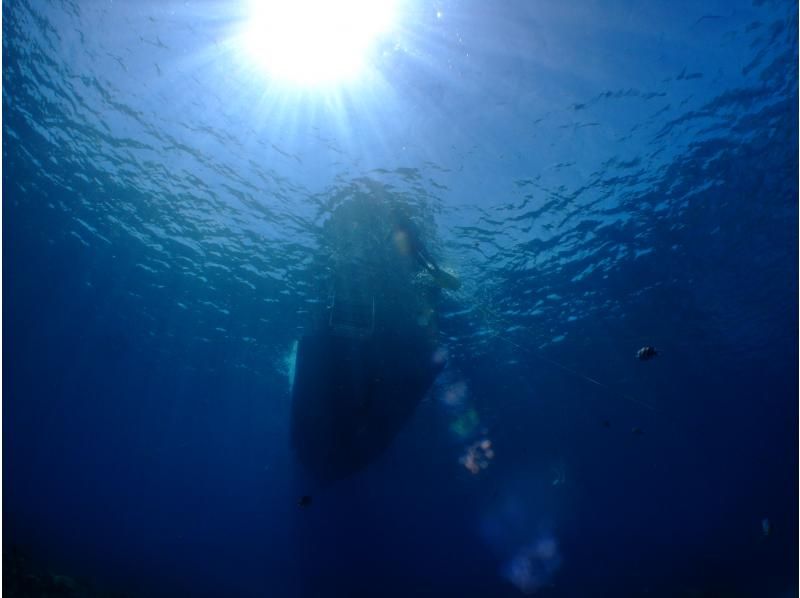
{"left": 241, "top": 0, "right": 397, "bottom": 86}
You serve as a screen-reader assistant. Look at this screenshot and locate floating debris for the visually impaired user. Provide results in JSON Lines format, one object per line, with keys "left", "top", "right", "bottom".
{"left": 602, "top": 420, "right": 611, "bottom": 428}
{"left": 636, "top": 346, "right": 658, "bottom": 360}
{"left": 631, "top": 427, "right": 644, "bottom": 436}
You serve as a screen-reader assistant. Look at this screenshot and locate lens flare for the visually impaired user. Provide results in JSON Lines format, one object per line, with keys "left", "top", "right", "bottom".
{"left": 504, "top": 537, "right": 562, "bottom": 595}
{"left": 460, "top": 438, "right": 495, "bottom": 474}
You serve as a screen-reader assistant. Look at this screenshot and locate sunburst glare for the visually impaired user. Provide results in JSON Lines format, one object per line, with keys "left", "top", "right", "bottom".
{"left": 239, "top": 0, "right": 398, "bottom": 87}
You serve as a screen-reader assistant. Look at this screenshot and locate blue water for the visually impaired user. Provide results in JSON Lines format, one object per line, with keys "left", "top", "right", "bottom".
{"left": 4, "top": 0, "right": 798, "bottom": 596}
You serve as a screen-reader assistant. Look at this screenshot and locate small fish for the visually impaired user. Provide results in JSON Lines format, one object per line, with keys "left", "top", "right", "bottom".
{"left": 631, "top": 427, "right": 644, "bottom": 436}
{"left": 297, "top": 495, "right": 312, "bottom": 508}
{"left": 602, "top": 420, "right": 611, "bottom": 428}
{"left": 636, "top": 346, "right": 658, "bottom": 361}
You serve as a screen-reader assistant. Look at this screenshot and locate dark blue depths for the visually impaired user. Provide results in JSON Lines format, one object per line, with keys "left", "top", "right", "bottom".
{"left": 3, "top": 0, "right": 798, "bottom": 596}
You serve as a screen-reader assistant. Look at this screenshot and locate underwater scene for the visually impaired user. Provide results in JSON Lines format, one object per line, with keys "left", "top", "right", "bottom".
{"left": 3, "top": 0, "right": 798, "bottom": 596}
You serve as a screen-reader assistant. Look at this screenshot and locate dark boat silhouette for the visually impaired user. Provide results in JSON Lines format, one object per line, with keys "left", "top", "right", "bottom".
{"left": 290, "top": 193, "right": 455, "bottom": 481}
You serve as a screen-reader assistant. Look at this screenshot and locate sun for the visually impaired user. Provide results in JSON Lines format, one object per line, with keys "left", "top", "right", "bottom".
{"left": 241, "top": 0, "right": 397, "bottom": 87}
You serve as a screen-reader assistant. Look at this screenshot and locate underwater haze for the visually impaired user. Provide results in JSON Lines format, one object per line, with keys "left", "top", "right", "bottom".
{"left": 3, "top": 0, "right": 798, "bottom": 596}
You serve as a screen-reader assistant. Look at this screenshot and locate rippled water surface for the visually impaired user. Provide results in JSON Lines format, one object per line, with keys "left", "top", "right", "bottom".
{"left": 4, "top": 1, "right": 798, "bottom": 596}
